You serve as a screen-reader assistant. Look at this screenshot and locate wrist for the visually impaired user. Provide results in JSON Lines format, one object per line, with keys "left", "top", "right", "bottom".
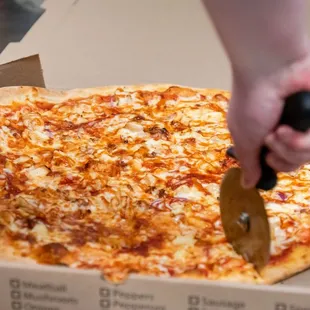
{"left": 231, "top": 46, "right": 310, "bottom": 89}
{"left": 231, "top": 48, "right": 310, "bottom": 108}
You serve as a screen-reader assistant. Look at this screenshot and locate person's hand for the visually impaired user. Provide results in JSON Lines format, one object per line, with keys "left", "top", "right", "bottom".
{"left": 203, "top": 0, "right": 310, "bottom": 188}
{"left": 228, "top": 53, "right": 310, "bottom": 189}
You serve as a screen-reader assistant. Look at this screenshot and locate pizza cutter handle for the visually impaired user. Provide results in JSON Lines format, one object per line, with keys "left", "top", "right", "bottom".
{"left": 257, "top": 91, "right": 310, "bottom": 190}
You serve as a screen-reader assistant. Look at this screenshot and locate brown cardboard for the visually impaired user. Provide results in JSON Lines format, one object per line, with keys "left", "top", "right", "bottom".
{"left": 0, "top": 54, "right": 45, "bottom": 88}
{"left": 0, "top": 54, "right": 310, "bottom": 310}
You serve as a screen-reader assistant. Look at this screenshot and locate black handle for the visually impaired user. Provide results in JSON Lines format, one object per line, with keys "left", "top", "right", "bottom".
{"left": 227, "top": 91, "right": 310, "bottom": 190}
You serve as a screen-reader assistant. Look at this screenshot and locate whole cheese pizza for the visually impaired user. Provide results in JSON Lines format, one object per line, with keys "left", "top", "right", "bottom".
{"left": 0, "top": 84, "right": 309, "bottom": 284}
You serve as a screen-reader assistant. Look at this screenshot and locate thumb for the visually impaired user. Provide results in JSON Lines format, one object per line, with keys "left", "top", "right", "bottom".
{"left": 236, "top": 147, "right": 261, "bottom": 189}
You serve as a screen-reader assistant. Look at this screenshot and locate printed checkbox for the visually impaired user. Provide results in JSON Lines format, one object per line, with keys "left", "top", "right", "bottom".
{"left": 10, "top": 279, "right": 20, "bottom": 289}
{"left": 100, "top": 288, "right": 110, "bottom": 297}
{"left": 11, "top": 290, "right": 21, "bottom": 300}
{"left": 11, "top": 301, "right": 22, "bottom": 310}
{"left": 188, "top": 295, "right": 200, "bottom": 306}
{"left": 100, "top": 299, "right": 111, "bottom": 308}
{"left": 275, "top": 303, "right": 287, "bottom": 310}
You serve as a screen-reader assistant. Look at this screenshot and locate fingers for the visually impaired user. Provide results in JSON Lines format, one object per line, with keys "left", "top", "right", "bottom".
{"left": 234, "top": 145, "right": 262, "bottom": 189}
{"left": 266, "top": 153, "right": 300, "bottom": 172}
{"left": 277, "top": 126, "right": 310, "bottom": 151}
{"left": 234, "top": 125, "right": 310, "bottom": 189}
{"left": 265, "top": 125, "right": 310, "bottom": 171}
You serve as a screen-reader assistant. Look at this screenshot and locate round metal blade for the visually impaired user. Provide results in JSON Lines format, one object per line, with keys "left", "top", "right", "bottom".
{"left": 220, "top": 167, "right": 271, "bottom": 271}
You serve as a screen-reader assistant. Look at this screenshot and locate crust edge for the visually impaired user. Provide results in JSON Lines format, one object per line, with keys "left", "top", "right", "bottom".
{"left": 0, "top": 84, "right": 231, "bottom": 104}
{"left": 260, "top": 245, "right": 310, "bottom": 284}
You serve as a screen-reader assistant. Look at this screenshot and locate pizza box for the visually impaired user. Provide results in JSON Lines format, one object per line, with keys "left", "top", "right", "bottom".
{"left": 0, "top": 0, "right": 231, "bottom": 90}
{"left": 0, "top": 54, "right": 310, "bottom": 310}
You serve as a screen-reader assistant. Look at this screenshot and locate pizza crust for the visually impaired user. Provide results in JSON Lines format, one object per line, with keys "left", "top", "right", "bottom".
{"left": 0, "top": 242, "right": 36, "bottom": 265}
{"left": 178, "top": 269, "right": 264, "bottom": 284}
{"left": 260, "top": 245, "right": 310, "bottom": 284}
{"left": 0, "top": 84, "right": 231, "bottom": 106}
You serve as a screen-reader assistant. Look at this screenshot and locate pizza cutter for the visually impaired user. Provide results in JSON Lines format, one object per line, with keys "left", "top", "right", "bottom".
{"left": 220, "top": 91, "right": 310, "bottom": 271}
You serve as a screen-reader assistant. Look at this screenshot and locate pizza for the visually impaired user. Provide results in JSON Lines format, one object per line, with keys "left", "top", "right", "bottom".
{"left": 0, "top": 84, "right": 309, "bottom": 285}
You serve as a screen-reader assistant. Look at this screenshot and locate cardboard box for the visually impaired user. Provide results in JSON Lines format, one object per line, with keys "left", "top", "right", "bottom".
{"left": 0, "top": 53, "right": 310, "bottom": 310}
{"left": 1, "top": 1, "right": 310, "bottom": 308}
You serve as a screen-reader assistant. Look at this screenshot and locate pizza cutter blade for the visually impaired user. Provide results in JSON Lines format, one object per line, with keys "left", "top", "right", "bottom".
{"left": 220, "top": 167, "right": 270, "bottom": 271}
{"left": 220, "top": 91, "right": 310, "bottom": 271}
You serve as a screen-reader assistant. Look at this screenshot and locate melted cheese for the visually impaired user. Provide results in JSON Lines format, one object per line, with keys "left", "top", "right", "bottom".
{"left": 269, "top": 217, "right": 289, "bottom": 256}
{"left": 25, "top": 166, "right": 49, "bottom": 180}
{"left": 173, "top": 234, "right": 196, "bottom": 246}
{"left": 174, "top": 185, "right": 204, "bottom": 201}
{"left": 118, "top": 122, "right": 146, "bottom": 141}
{"left": 0, "top": 85, "right": 309, "bottom": 285}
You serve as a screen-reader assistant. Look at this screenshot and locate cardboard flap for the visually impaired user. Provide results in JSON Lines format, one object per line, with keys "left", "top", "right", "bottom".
{"left": 0, "top": 54, "right": 45, "bottom": 88}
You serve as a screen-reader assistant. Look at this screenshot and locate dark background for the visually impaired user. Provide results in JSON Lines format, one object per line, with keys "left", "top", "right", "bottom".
{"left": 0, "top": 0, "right": 45, "bottom": 53}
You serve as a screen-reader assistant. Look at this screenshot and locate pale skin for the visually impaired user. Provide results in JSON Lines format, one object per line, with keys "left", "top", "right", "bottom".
{"left": 202, "top": 0, "right": 310, "bottom": 188}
